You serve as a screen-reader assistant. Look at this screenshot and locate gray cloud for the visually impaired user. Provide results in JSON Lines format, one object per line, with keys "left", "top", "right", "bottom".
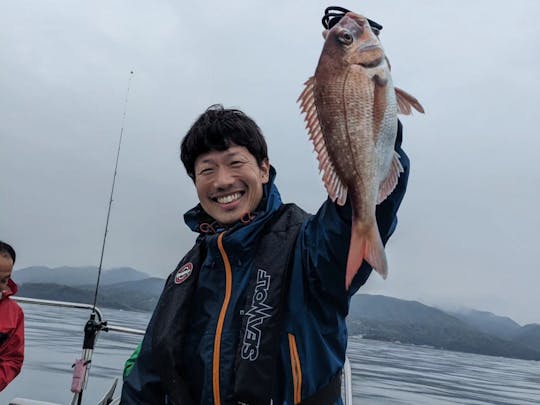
{"left": 1, "top": 0, "right": 539, "bottom": 324}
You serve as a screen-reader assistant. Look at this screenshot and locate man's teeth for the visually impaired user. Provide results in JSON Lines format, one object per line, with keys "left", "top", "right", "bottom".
{"left": 217, "top": 192, "right": 242, "bottom": 204}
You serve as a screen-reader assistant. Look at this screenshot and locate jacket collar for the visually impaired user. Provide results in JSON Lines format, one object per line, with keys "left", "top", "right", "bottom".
{"left": 184, "top": 165, "right": 281, "bottom": 234}
{"left": 1, "top": 278, "right": 17, "bottom": 299}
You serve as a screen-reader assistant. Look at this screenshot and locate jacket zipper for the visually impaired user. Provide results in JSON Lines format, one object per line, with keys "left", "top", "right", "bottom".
{"left": 213, "top": 232, "right": 232, "bottom": 405}
{"left": 288, "top": 333, "right": 302, "bottom": 404}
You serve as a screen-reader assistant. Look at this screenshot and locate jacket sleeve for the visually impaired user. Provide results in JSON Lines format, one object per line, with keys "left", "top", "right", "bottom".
{"left": 120, "top": 312, "right": 166, "bottom": 404}
{"left": 0, "top": 303, "right": 24, "bottom": 392}
{"left": 123, "top": 341, "right": 142, "bottom": 380}
{"left": 299, "top": 120, "right": 410, "bottom": 302}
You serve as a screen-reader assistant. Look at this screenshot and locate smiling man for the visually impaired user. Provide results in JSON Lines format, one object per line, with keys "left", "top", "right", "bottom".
{"left": 121, "top": 104, "right": 409, "bottom": 405}
{"left": 192, "top": 145, "right": 269, "bottom": 226}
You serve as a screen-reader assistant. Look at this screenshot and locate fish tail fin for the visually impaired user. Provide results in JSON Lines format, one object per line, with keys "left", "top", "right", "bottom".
{"left": 345, "top": 223, "right": 388, "bottom": 290}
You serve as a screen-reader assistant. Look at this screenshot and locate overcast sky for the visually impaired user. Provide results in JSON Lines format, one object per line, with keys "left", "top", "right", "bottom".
{"left": 1, "top": 0, "right": 539, "bottom": 325}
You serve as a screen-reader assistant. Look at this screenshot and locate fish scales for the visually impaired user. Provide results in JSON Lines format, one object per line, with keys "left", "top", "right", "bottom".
{"left": 298, "top": 12, "right": 424, "bottom": 288}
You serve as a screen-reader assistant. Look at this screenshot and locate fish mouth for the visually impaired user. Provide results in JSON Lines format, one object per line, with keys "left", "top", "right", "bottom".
{"left": 358, "top": 44, "right": 381, "bottom": 52}
{"left": 356, "top": 44, "right": 384, "bottom": 68}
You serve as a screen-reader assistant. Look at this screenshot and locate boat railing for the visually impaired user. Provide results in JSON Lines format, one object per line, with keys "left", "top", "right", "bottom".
{"left": 12, "top": 296, "right": 353, "bottom": 405}
{"left": 342, "top": 356, "right": 353, "bottom": 405}
{"left": 10, "top": 296, "right": 144, "bottom": 405}
{"left": 12, "top": 296, "right": 146, "bottom": 336}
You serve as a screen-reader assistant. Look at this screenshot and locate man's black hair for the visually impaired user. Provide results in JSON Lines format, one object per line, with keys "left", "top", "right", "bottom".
{"left": 0, "top": 241, "right": 16, "bottom": 264}
{"left": 322, "top": 6, "right": 383, "bottom": 33}
{"left": 180, "top": 104, "right": 268, "bottom": 180}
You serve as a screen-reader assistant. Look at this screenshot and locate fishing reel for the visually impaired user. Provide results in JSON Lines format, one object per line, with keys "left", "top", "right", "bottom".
{"left": 322, "top": 6, "right": 383, "bottom": 34}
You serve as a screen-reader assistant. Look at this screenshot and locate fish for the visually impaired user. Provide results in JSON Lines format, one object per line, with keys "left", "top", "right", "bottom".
{"left": 298, "top": 12, "right": 424, "bottom": 289}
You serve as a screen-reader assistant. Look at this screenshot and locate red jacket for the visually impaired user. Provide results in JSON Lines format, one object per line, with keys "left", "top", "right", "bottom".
{"left": 0, "top": 278, "right": 24, "bottom": 392}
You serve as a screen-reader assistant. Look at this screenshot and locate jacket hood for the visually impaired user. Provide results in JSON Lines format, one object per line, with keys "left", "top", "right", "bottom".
{"left": 1, "top": 278, "right": 18, "bottom": 299}
{"left": 183, "top": 165, "right": 282, "bottom": 234}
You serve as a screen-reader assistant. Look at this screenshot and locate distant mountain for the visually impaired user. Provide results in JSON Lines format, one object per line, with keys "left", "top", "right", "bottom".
{"left": 443, "top": 307, "right": 540, "bottom": 351}
{"left": 347, "top": 294, "right": 540, "bottom": 361}
{"left": 18, "top": 277, "right": 165, "bottom": 312}
{"left": 98, "top": 277, "right": 165, "bottom": 298}
{"left": 17, "top": 283, "right": 135, "bottom": 310}
{"left": 13, "top": 267, "right": 540, "bottom": 362}
{"left": 100, "top": 267, "right": 152, "bottom": 285}
{"left": 14, "top": 266, "right": 164, "bottom": 311}
{"left": 447, "top": 308, "right": 522, "bottom": 340}
{"left": 13, "top": 266, "right": 151, "bottom": 286}
{"left": 511, "top": 324, "right": 540, "bottom": 351}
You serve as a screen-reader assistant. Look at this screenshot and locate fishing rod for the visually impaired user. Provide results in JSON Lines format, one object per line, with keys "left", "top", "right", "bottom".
{"left": 70, "top": 70, "right": 134, "bottom": 405}
{"left": 92, "top": 70, "right": 134, "bottom": 312}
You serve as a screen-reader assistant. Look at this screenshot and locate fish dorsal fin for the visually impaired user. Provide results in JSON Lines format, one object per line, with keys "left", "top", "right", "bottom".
{"left": 298, "top": 77, "right": 348, "bottom": 206}
{"left": 377, "top": 151, "right": 403, "bottom": 204}
{"left": 395, "top": 87, "right": 425, "bottom": 115}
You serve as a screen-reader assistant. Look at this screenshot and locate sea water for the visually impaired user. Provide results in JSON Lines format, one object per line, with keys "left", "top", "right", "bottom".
{"left": 1, "top": 305, "right": 539, "bottom": 404}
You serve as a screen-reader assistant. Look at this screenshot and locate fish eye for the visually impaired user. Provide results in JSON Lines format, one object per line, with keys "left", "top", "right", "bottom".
{"left": 338, "top": 31, "right": 353, "bottom": 45}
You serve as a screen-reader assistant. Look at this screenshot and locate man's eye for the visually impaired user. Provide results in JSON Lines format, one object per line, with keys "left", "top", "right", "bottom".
{"left": 199, "top": 168, "right": 213, "bottom": 175}
{"left": 231, "top": 161, "right": 243, "bottom": 167}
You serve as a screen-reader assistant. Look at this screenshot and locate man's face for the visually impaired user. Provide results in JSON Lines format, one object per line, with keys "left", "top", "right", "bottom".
{"left": 194, "top": 145, "right": 270, "bottom": 225}
{"left": 0, "top": 255, "right": 14, "bottom": 293}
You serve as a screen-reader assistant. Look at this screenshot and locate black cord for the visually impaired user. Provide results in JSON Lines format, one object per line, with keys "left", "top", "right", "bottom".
{"left": 322, "top": 6, "right": 383, "bottom": 32}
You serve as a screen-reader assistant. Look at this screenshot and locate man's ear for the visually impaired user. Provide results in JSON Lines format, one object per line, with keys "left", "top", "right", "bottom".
{"left": 260, "top": 159, "right": 270, "bottom": 184}
{"left": 322, "top": 29, "right": 329, "bottom": 39}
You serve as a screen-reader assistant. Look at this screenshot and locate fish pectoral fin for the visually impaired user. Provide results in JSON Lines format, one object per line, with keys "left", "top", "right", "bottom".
{"left": 377, "top": 151, "right": 403, "bottom": 204}
{"left": 298, "top": 76, "right": 348, "bottom": 206}
{"left": 395, "top": 87, "right": 425, "bottom": 115}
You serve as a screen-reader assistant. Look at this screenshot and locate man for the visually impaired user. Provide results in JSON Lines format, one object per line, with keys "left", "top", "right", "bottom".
{"left": 121, "top": 101, "right": 409, "bottom": 404}
{"left": 0, "top": 241, "right": 24, "bottom": 392}
{"left": 122, "top": 9, "right": 406, "bottom": 404}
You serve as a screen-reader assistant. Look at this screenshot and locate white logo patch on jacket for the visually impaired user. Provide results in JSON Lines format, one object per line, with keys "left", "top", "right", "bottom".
{"left": 241, "top": 268, "right": 272, "bottom": 361}
{"left": 175, "top": 263, "right": 193, "bottom": 285}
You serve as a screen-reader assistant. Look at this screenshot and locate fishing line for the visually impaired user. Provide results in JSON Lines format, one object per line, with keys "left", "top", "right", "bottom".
{"left": 91, "top": 70, "right": 134, "bottom": 312}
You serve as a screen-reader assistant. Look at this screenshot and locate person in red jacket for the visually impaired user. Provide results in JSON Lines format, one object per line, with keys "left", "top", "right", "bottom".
{"left": 0, "top": 241, "right": 24, "bottom": 392}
